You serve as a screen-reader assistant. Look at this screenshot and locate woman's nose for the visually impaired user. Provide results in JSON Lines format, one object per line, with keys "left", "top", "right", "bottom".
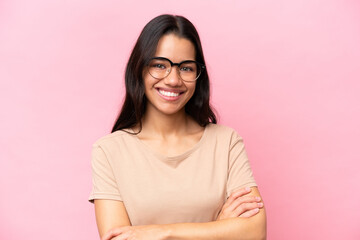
{"left": 163, "top": 66, "right": 183, "bottom": 86}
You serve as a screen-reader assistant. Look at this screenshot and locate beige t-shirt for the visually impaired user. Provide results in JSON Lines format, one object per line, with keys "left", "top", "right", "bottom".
{"left": 89, "top": 123, "right": 257, "bottom": 225}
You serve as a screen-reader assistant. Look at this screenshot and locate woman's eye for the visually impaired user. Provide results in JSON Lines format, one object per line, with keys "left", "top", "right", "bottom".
{"left": 180, "top": 66, "right": 194, "bottom": 72}
{"left": 153, "top": 64, "right": 166, "bottom": 69}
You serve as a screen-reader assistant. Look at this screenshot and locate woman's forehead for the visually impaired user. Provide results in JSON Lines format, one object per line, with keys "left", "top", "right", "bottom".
{"left": 154, "top": 34, "right": 196, "bottom": 62}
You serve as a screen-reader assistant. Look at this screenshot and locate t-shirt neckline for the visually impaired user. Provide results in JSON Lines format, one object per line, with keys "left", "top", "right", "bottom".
{"left": 128, "top": 124, "right": 210, "bottom": 161}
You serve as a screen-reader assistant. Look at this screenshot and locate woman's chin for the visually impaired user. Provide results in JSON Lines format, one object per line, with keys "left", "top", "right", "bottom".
{"left": 148, "top": 104, "right": 186, "bottom": 117}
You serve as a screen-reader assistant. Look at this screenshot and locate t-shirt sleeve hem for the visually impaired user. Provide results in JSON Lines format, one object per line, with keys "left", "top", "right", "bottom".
{"left": 226, "top": 182, "right": 258, "bottom": 198}
{"left": 88, "top": 192, "right": 123, "bottom": 203}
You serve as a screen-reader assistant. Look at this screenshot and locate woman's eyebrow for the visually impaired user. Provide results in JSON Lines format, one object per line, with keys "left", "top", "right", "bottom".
{"left": 153, "top": 56, "right": 196, "bottom": 62}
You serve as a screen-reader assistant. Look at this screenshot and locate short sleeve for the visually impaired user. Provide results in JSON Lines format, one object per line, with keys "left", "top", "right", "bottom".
{"left": 226, "top": 133, "right": 257, "bottom": 198}
{"left": 88, "top": 145, "right": 122, "bottom": 202}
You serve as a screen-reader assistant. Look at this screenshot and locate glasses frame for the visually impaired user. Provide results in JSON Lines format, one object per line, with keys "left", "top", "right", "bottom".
{"left": 147, "top": 57, "right": 206, "bottom": 82}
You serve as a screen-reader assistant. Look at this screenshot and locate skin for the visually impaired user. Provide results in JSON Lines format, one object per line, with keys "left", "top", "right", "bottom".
{"left": 96, "top": 187, "right": 265, "bottom": 240}
{"left": 144, "top": 34, "right": 197, "bottom": 118}
{"left": 94, "top": 33, "right": 266, "bottom": 240}
{"left": 138, "top": 34, "right": 202, "bottom": 157}
{"left": 216, "top": 187, "right": 264, "bottom": 220}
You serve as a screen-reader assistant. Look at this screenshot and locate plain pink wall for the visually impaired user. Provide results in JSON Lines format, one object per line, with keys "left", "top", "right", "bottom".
{"left": 1, "top": 0, "right": 359, "bottom": 239}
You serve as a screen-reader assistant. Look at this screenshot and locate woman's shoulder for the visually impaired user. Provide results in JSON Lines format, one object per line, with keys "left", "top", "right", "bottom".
{"left": 206, "top": 123, "right": 242, "bottom": 138}
{"left": 92, "top": 129, "right": 134, "bottom": 148}
{"left": 206, "top": 124, "right": 245, "bottom": 150}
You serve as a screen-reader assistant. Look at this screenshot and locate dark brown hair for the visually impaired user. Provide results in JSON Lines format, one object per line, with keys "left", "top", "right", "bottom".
{"left": 111, "top": 14, "right": 217, "bottom": 133}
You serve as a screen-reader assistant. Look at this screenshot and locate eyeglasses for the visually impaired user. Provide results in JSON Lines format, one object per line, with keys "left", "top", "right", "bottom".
{"left": 147, "top": 57, "right": 205, "bottom": 82}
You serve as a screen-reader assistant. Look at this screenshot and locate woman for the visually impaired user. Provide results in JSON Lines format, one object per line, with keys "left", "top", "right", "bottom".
{"left": 89, "top": 14, "right": 266, "bottom": 240}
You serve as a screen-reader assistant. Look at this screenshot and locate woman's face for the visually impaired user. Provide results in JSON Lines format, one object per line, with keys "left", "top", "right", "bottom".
{"left": 143, "top": 34, "right": 197, "bottom": 117}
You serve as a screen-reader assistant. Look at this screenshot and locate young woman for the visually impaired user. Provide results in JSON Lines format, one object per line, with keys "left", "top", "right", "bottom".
{"left": 89, "top": 14, "right": 266, "bottom": 240}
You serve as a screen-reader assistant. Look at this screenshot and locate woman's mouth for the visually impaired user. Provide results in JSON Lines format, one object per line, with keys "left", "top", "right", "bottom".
{"left": 158, "top": 89, "right": 180, "bottom": 97}
{"left": 156, "top": 88, "right": 184, "bottom": 100}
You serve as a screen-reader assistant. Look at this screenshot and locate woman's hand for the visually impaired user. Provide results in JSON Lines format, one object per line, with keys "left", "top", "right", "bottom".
{"left": 102, "top": 225, "right": 168, "bottom": 240}
{"left": 216, "top": 187, "right": 263, "bottom": 220}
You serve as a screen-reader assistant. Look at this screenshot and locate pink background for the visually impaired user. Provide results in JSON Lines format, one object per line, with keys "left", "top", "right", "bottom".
{"left": 1, "top": 0, "right": 359, "bottom": 239}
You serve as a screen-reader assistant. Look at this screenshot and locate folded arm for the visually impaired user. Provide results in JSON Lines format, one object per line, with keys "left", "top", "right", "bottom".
{"left": 95, "top": 187, "right": 266, "bottom": 240}
{"left": 165, "top": 198, "right": 266, "bottom": 240}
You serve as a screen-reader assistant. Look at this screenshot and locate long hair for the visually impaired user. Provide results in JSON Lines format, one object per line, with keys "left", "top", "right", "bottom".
{"left": 111, "top": 14, "right": 217, "bottom": 133}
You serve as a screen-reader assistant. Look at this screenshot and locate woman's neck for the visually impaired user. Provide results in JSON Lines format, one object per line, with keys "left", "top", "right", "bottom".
{"left": 141, "top": 108, "right": 190, "bottom": 138}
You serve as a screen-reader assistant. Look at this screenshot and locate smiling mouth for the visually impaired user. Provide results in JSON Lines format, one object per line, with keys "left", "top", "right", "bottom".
{"left": 157, "top": 88, "right": 183, "bottom": 97}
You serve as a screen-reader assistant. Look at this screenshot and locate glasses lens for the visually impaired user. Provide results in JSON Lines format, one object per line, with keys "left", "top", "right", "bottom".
{"left": 148, "top": 59, "right": 171, "bottom": 79}
{"left": 179, "top": 61, "right": 200, "bottom": 82}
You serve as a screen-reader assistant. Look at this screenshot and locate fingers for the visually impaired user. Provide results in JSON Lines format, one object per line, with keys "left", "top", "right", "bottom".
{"left": 218, "top": 187, "right": 264, "bottom": 220}
{"left": 225, "top": 187, "right": 252, "bottom": 207}
{"left": 234, "top": 202, "right": 264, "bottom": 217}
{"left": 102, "top": 228, "right": 125, "bottom": 240}
{"left": 227, "top": 195, "right": 262, "bottom": 212}
{"left": 219, "top": 198, "right": 262, "bottom": 219}
{"left": 111, "top": 232, "right": 131, "bottom": 240}
{"left": 239, "top": 207, "right": 261, "bottom": 218}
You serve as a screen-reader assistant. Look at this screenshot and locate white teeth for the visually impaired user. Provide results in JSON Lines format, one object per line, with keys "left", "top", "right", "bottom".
{"left": 159, "top": 89, "right": 180, "bottom": 97}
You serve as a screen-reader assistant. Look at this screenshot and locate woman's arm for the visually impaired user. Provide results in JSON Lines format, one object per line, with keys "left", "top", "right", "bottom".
{"left": 164, "top": 187, "right": 266, "bottom": 240}
{"left": 166, "top": 200, "right": 265, "bottom": 239}
{"left": 100, "top": 187, "right": 266, "bottom": 240}
{"left": 94, "top": 200, "right": 131, "bottom": 237}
